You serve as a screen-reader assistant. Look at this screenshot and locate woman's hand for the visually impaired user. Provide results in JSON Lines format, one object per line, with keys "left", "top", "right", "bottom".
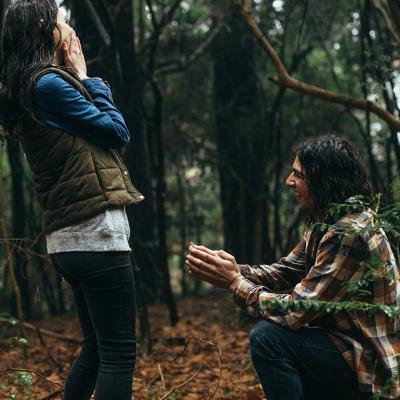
{"left": 62, "top": 36, "right": 88, "bottom": 80}
{"left": 186, "top": 244, "right": 241, "bottom": 289}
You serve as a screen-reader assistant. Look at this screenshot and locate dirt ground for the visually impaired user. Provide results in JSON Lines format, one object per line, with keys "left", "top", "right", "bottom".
{"left": 0, "top": 292, "right": 265, "bottom": 399}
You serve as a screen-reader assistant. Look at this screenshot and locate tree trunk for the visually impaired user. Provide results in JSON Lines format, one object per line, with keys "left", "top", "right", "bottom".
{"left": 148, "top": 80, "right": 178, "bottom": 324}
{"left": 6, "top": 140, "right": 30, "bottom": 320}
{"left": 176, "top": 160, "right": 188, "bottom": 296}
{"left": 213, "top": 1, "right": 269, "bottom": 264}
{"left": 70, "top": 0, "right": 157, "bottom": 344}
{"left": 112, "top": 0, "right": 177, "bottom": 327}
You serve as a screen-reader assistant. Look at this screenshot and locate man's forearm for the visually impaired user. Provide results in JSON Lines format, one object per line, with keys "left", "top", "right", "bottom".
{"left": 238, "top": 263, "right": 274, "bottom": 289}
{"left": 238, "top": 255, "right": 307, "bottom": 293}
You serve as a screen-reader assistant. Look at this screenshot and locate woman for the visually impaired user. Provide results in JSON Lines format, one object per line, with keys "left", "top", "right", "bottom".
{"left": 0, "top": 1, "right": 144, "bottom": 399}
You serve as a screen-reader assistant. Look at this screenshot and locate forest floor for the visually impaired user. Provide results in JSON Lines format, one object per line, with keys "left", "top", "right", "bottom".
{"left": 0, "top": 291, "right": 265, "bottom": 399}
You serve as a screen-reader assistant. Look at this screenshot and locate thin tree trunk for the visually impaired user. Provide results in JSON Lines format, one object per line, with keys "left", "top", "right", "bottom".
{"left": 6, "top": 140, "right": 30, "bottom": 320}
{"left": 176, "top": 161, "right": 188, "bottom": 296}
{"left": 113, "top": 0, "right": 161, "bottom": 341}
{"left": 360, "top": 1, "right": 386, "bottom": 194}
{"left": 213, "top": 1, "right": 267, "bottom": 264}
{"left": 150, "top": 79, "right": 178, "bottom": 325}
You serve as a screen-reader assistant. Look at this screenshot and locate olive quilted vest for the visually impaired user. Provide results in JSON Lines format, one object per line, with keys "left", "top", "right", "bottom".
{"left": 20, "top": 66, "right": 144, "bottom": 233}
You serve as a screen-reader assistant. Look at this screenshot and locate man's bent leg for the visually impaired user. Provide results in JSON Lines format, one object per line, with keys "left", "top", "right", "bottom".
{"left": 249, "top": 320, "right": 367, "bottom": 400}
{"left": 250, "top": 320, "right": 306, "bottom": 400}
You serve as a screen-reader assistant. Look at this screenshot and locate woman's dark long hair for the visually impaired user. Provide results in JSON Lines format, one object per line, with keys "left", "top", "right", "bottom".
{"left": 295, "top": 134, "right": 374, "bottom": 218}
{"left": 0, "top": 0, "right": 59, "bottom": 135}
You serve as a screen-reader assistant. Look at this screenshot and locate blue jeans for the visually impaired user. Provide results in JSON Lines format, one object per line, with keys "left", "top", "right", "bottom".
{"left": 250, "top": 320, "right": 371, "bottom": 400}
{"left": 51, "top": 251, "right": 136, "bottom": 400}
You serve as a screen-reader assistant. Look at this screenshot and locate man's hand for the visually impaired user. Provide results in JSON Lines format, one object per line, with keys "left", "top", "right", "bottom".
{"left": 62, "top": 36, "right": 88, "bottom": 80}
{"left": 186, "top": 244, "right": 241, "bottom": 289}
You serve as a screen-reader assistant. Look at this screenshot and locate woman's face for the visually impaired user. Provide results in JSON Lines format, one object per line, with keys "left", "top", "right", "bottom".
{"left": 53, "top": 10, "right": 74, "bottom": 48}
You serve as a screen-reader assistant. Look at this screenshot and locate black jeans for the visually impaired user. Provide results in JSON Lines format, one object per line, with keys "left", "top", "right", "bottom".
{"left": 51, "top": 251, "right": 136, "bottom": 400}
{"left": 249, "top": 320, "right": 371, "bottom": 400}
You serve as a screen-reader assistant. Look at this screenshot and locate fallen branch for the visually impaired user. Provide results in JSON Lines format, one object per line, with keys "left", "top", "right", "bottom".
{"left": 199, "top": 338, "right": 222, "bottom": 400}
{"left": 170, "top": 337, "right": 191, "bottom": 363}
{"left": 19, "top": 322, "right": 81, "bottom": 344}
{"left": 233, "top": 0, "right": 400, "bottom": 131}
{"left": 158, "top": 363, "right": 166, "bottom": 390}
{"left": 159, "top": 367, "right": 202, "bottom": 400}
{"left": 149, "top": 337, "right": 223, "bottom": 399}
{"left": 0, "top": 368, "right": 63, "bottom": 388}
{"left": 173, "top": 337, "right": 223, "bottom": 398}
{"left": 35, "top": 326, "right": 64, "bottom": 371}
{"left": 38, "top": 389, "right": 63, "bottom": 400}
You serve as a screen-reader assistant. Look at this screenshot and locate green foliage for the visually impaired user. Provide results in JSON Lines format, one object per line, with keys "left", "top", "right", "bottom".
{"left": 169, "top": 392, "right": 181, "bottom": 400}
{"left": 0, "top": 314, "right": 17, "bottom": 326}
{"left": 264, "top": 298, "right": 400, "bottom": 319}
{"left": 342, "top": 256, "right": 393, "bottom": 301}
{"left": 1, "top": 371, "right": 33, "bottom": 399}
{"left": 17, "top": 338, "right": 28, "bottom": 347}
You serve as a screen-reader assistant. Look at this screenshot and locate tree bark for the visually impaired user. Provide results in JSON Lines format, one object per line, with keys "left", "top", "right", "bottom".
{"left": 213, "top": 1, "right": 269, "bottom": 263}
{"left": 112, "top": 0, "right": 178, "bottom": 326}
{"left": 70, "top": 0, "right": 157, "bottom": 344}
{"left": 148, "top": 79, "right": 178, "bottom": 324}
{"left": 6, "top": 140, "right": 30, "bottom": 320}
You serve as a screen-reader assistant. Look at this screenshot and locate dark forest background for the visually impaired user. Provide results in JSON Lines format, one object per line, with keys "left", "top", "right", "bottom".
{"left": 1, "top": 0, "right": 400, "bottom": 348}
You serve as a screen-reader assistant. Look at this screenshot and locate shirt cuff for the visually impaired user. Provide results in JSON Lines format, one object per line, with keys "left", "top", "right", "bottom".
{"left": 82, "top": 77, "right": 111, "bottom": 93}
{"left": 238, "top": 264, "right": 251, "bottom": 277}
{"left": 229, "top": 275, "right": 257, "bottom": 307}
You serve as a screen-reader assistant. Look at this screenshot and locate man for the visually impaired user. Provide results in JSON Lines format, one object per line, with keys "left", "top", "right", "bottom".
{"left": 186, "top": 135, "right": 400, "bottom": 400}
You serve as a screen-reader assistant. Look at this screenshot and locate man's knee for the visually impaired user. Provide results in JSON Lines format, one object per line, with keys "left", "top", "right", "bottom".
{"left": 249, "top": 320, "right": 287, "bottom": 357}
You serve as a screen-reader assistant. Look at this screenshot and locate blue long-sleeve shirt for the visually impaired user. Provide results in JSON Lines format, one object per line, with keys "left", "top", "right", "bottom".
{"left": 33, "top": 73, "right": 130, "bottom": 149}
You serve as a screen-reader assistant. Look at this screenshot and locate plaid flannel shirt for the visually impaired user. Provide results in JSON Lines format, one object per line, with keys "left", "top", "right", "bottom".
{"left": 230, "top": 211, "right": 400, "bottom": 398}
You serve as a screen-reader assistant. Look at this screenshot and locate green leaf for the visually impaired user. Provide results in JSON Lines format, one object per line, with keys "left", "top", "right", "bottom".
{"left": 14, "top": 372, "right": 32, "bottom": 387}
{"left": 0, "top": 314, "right": 17, "bottom": 326}
{"left": 18, "top": 338, "right": 28, "bottom": 347}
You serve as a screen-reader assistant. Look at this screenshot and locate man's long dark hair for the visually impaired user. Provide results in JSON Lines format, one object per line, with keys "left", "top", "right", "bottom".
{"left": 0, "top": 0, "right": 59, "bottom": 135}
{"left": 295, "top": 134, "right": 374, "bottom": 218}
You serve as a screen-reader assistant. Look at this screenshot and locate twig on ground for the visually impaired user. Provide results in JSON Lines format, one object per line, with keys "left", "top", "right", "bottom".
{"left": 0, "top": 368, "right": 63, "bottom": 388}
{"left": 35, "top": 326, "right": 64, "bottom": 372}
{"left": 159, "top": 367, "right": 202, "bottom": 400}
{"left": 170, "top": 337, "right": 191, "bottom": 363}
{"left": 148, "top": 336, "right": 223, "bottom": 399}
{"left": 158, "top": 363, "right": 166, "bottom": 390}
{"left": 38, "top": 389, "right": 63, "bottom": 400}
{"left": 19, "top": 321, "right": 81, "bottom": 344}
{"left": 197, "top": 338, "right": 222, "bottom": 400}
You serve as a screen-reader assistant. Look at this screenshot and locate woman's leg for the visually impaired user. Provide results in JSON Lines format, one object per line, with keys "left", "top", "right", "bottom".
{"left": 51, "top": 251, "right": 136, "bottom": 400}
{"left": 249, "top": 320, "right": 370, "bottom": 400}
{"left": 51, "top": 255, "right": 99, "bottom": 400}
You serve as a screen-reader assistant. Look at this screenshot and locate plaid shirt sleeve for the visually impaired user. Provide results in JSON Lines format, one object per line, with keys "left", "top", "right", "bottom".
{"left": 238, "top": 237, "right": 307, "bottom": 292}
{"left": 230, "top": 227, "right": 366, "bottom": 330}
